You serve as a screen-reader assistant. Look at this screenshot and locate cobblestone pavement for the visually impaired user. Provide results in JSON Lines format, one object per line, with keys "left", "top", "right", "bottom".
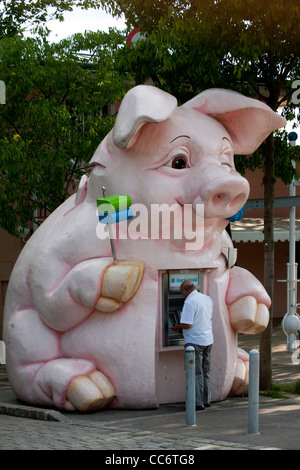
{"left": 0, "top": 413, "right": 270, "bottom": 451}
{"left": 0, "top": 366, "right": 274, "bottom": 451}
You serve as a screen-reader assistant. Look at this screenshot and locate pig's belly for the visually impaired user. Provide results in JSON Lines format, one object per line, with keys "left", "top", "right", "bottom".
{"left": 61, "top": 280, "right": 159, "bottom": 408}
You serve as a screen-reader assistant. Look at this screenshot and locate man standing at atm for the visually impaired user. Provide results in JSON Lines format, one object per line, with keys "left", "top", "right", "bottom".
{"left": 172, "top": 280, "right": 213, "bottom": 410}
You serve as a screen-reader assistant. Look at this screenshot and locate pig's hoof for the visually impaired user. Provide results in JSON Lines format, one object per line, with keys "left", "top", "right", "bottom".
{"left": 66, "top": 370, "right": 115, "bottom": 412}
{"left": 95, "top": 260, "right": 144, "bottom": 312}
{"left": 230, "top": 349, "right": 249, "bottom": 396}
{"left": 228, "top": 295, "right": 269, "bottom": 334}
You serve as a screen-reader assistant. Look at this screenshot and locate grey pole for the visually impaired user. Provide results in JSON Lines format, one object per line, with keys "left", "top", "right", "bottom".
{"left": 248, "top": 349, "right": 260, "bottom": 434}
{"left": 287, "top": 132, "right": 298, "bottom": 352}
{"left": 185, "top": 346, "right": 196, "bottom": 426}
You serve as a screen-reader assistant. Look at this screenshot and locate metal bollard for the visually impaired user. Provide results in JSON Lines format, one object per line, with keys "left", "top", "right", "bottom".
{"left": 248, "top": 349, "right": 260, "bottom": 434}
{"left": 185, "top": 346, "right": 196, "bottom": 426}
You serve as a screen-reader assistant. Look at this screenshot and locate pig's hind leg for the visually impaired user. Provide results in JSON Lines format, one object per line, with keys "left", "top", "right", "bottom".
{"left": 5, "top": 308, "right": 114, "bottom": 411}
{"left": 229, "top": 348, "right": 249, "bottom": 396}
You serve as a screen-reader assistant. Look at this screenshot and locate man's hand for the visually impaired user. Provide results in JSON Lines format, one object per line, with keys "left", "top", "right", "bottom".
{"left": 172, "top": 323, "right": 182, "bottom": 332}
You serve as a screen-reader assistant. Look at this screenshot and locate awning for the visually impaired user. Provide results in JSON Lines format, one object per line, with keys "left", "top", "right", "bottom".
{"left": 230, "top": 217, "right": 300, "bottom": 243}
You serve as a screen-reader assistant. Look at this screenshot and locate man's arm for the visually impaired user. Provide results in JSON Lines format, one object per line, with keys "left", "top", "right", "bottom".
{"left": 172, "top": 323, "right": 192, "bottom": 332}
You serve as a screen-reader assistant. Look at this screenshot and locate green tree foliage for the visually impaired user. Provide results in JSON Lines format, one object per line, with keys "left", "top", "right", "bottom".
{"left": 0, "top": 29, "right": 127, "bottom": 236}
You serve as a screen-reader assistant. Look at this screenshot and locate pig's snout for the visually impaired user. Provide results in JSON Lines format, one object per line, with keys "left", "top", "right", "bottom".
{"left": 197, "top": 176, "right": 249, "bottom": 219}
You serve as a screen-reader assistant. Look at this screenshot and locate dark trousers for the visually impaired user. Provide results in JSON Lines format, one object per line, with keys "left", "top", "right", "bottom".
{"left": 185, "top": 343, "right": 212, "bottom": 406}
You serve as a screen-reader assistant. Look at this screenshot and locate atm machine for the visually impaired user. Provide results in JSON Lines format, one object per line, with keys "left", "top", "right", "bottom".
{"left": 161, "top": 269, "right": 205, "bottom": 347}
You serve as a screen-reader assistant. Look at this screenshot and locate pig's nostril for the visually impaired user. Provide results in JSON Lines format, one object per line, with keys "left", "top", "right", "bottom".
{"left": 212, "top": 192, "right": 245, "bottom": 208}
{"left": 209, "top": 191, "right": 246, "bottom": 218}
{"left": 212, "top": 193, "right": 228, "bottom": 205}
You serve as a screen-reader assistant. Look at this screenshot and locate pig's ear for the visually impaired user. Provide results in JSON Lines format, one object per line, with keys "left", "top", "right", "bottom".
{"left": 183, "top": 89, "right": 286, "bottom": 155}
{"left": 113, "top": 85, "right": 177, "bottom": 148}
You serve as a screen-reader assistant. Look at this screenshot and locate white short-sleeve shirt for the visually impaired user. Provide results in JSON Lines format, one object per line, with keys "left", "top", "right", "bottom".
{"left": 180, "top": 290, "right": 213, "bottom": 346}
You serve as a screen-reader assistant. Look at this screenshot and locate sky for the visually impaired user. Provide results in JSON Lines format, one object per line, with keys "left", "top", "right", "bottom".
{"left": 41, "top": 6, "right": 126, "bottom": 42}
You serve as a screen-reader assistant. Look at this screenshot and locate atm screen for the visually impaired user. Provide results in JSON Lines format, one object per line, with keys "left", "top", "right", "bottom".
{"left": 168, "top": 310, "right": 181, "bottom": 329}
{"left": 168, "top": 313, "right": 176, "bottom": 329}
{"left": 169, "top": 271, "right": 200, "bottom": 290}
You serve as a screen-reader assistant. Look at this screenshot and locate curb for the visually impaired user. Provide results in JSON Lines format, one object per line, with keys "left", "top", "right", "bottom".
{"left": 0, "top": 402, "right": 68, "bottom": 422}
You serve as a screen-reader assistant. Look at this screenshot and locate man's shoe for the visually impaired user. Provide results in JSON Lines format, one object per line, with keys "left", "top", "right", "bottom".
{"left": 204, "top": 403, "right": 211, "bottom": 408}
{"left": 196, "top": 405, "right": 205, "bottom": 411}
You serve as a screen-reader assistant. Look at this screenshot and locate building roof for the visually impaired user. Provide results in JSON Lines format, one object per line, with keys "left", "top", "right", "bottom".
{"left": 230, "top": 217, "right": 300, "bottom": 243}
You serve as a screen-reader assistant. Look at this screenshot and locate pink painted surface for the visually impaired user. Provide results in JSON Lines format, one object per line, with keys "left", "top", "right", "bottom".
{"left": 3, "top": 86, "right": 285, "bottom": 411}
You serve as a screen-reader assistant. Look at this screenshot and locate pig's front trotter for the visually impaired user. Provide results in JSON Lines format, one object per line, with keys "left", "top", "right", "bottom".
{"left": 95, "top": 260, "right": 144, "bottom": 312}
{"left": 228, "top": 295, "right": 269, "bottom": 334}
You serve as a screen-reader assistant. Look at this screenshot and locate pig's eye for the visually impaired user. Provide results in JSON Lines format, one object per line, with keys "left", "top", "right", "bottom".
{"left": 172, "top": 157, "right": 188, "bottom": 169}
{"left": 166, "top": 155, "right": 189, "bottom": 169}
{"left": 163, "top": 146, "right": 191, "bottom": 170}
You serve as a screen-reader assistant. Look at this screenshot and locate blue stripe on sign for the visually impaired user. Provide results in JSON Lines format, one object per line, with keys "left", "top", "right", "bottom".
{"left": 98, "top": 208, "right": 133, "bottom": 224}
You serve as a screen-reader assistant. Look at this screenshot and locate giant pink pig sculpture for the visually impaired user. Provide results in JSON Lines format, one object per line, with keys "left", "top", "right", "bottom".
{"left": 4, "top": 85, "right": 286, "bottom": 412}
